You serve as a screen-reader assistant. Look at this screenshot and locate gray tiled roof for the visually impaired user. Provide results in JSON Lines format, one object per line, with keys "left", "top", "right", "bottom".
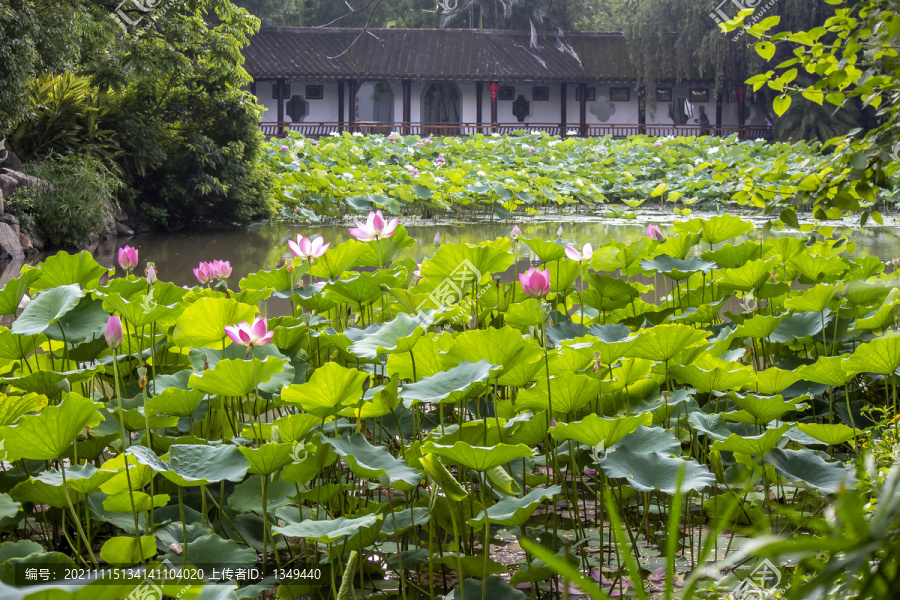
{"left": 243, "top": 27, "right": 639, "bottom": 83}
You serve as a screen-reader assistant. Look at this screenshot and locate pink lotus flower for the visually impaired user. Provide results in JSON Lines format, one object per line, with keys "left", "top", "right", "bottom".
{"left": 423, "top": 138, "right": 432, "bottom": 144}
{"left": 388, "top": 136, "right": 397, "bottom": 142}
{"left": 565, "top": 243, "right": 593, "bottom": 262}
{"left": 224, "top": 317, "right": 274, "bottom": 348}
{"left": 528, "top": 146, "right": 536, "bottom": 153}
{"left": 519, "top": 268, "right": 550, "bottom": 299}
{"left": 193, "top": 262, "right": 215, "bottom": 285}
{"left": 653, "top": 141, "right": 663, "bottom": 147}
{"left": 349, "top": 210, "right": 399, "bottom": 242}
{"left": 118, "top": 246, "right": 138, "bottom": 274}
{"left": 311, "top": 140, "right": 318, "bottom": 146}
{"left": 434, "top": 156, "right": 446, "bottom": 164}
{"left": 511, "top": 225, "right": 522, "bottom": 239}
{"left": 434, "top": 232, "right": 441, "bottom": 246}
{"left": 557, "top": 226, "right": 564, "bottom": 238}
{"left": 145, "top": 263, "right": 157, "bottom": 285}
{"left": 211, "top": 260, "right": 232, "bottom": 280}
{"left": 280, "top": 145, "right": 290, "bottom": 152}
{"left": 288, "top": 235, "right": 330, "bottom": 263}
{"left": 406, "top": 165, "right": 419, "bottom": 175}
{"left": 413, "top": 263, "right": 422, "bottom": 278}
{"left": 646, "top": 224, "right": 665, "bottom": 241}
{"left": 99, "top": 271, "right": 111, "bottom": 286}
{"left": 416, "top": 141, "right": 425, "bottom": 147}
{"left": 105, "top": 315, "right": 123, "bottom": 349}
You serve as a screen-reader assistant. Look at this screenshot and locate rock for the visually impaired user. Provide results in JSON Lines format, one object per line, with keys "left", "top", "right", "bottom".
{"left": 0, "top": 189, "right": 3, "bottom": 215}
{"left": 18, "top": 233, "right": 33, "bottom": 253}
{"left": 0, "top": 150, "right": 23, "bottom": 172}
{"left": 0, "top": 175, "right": 16, "bottom": 200}
{"left": 0, "top": 169, "right": 44, "bottom": 191}
{"left": 115, "top": 222, "right": 135, "bottom": 237}
{"left": 0, "top": 223, "right": 23, "bottom": 261}
{"left": 0, "top": 214, "right": 19, "bottom": 236}
{"left": 28, "top": 230, "right": 45, "bottom": 251}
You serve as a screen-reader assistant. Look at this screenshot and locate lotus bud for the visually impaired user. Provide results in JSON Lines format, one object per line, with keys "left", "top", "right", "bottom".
{"left": 105, "top": 315, "right": 123, "bottom": 349}
{"left": 145, "top": 263, "right": 157, "bottom": 285}
{"left": 17, "top": 294, "right": 30, "bottom": 310}
{"left": 557, "top": 226, "right": 564, "bottom": 238}
{"left": 271, "top": 425, "right": 281, "bottom": 443}
{"left": 169, "top": 543, "right": 183, "bottom": 555}
{"left": 511, "top": 225, "right": 522, "bottom": 240}
{"left": 99, "top": 270, "right": 111, "bottom": 286}
{"left": 434, "top": 232, "right": 441, "bottom": 247}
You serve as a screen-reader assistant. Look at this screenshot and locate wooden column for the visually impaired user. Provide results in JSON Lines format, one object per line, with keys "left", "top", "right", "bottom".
{"left": 559, "top": 83, "right": 567, "bottom": 137}
{"left": 348, "top": 79, "right": 357, "bottom": 132}
{"left": 490, "top": 82, "right": 498, "bottom": 132}
{"left": 337, "top": 81, "right": 345, "bottom": 132}
{"left": 475, "top": 82, "right": 483, "bottom": 133}
{"left": 578, "top": 83, "right": 587, "bottom": 137}
{"left": 737, "top": 85, "right": 746, "bottom": 139}
{"left": 402, "top": 79, "right": 411, "bottom": 135}
{"left": 276, "top": 78, "right": 285, "bottom": 137}
{"left": 638, "top": 85, "right": 646, "bottom": 135}
{"left": 715, "top": 91, "right": 723, "bottom": 137}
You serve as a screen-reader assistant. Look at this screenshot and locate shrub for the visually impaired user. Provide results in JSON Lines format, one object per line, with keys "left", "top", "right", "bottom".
{"left": 8, "top": 154, "right": 122, "bottom": 247}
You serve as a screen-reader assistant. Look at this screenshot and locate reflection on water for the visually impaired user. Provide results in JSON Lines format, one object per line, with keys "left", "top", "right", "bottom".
{"left": 22, "top": 218, "right": 900, "bottom": 286}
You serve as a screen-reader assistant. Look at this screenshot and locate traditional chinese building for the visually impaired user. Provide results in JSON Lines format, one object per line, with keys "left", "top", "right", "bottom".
{"left": 243, "top": 27, "right": 773, "bottom": 139}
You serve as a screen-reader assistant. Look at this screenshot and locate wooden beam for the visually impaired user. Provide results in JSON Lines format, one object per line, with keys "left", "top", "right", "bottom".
{"left": 337, "top": 81, "right": 345, "bottom": 132}
{"left": 348, "top": 79, "right": 357, "bottom": 131}
{"left": 715, "top": 91, "right": 723, "bottom": 137}
{"left": 560, "top": 83, "right": 567, "bottom": 137}
{"left": 490, "top": 82, "right": 498, "bottom": 132}
{"left": 638, "top": 85, "right": 646, "bottom": 135}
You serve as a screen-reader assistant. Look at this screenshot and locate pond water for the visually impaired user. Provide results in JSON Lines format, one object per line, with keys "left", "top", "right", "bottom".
{"left": 20, "top": 213, "right": 900, "bottom": 287}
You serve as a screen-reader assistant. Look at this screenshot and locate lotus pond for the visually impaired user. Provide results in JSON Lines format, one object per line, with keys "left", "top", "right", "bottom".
{"left": 0, "top": 213, "right": 899, "bottom": 600}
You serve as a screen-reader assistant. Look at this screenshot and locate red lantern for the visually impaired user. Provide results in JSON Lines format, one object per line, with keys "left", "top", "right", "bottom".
{"left": 489, "top": 82, "right": 500, "bottom": 101}
{"left": 736, "top": 86, "right": 745, "bottom": 102}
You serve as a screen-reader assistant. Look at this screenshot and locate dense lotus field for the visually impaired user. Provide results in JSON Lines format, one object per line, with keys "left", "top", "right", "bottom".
{"left": 0, "top": 212, "right": 899, "bottom": 600}
{"left": 263, "top": 132, "right": 884, "bottom": 224}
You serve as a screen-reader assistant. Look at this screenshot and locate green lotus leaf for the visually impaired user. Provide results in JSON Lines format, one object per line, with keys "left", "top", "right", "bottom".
{"left": 717, "top": 258, "right": 775, "bottom": 292}
{"left": 670, "top": 363, "right": 755, "bottom": 394}
{"left": 763, "top": 448, "right": 857, "bottom": 494}
{"left": 400, "top": 360, "right": 499, "bottom": 407}
{"left": 162, "top": 444, "right": 250, "bottom": 486}
{"left": 103, "top": 491, "right": 169, "bottom": 513}
{"left": 844, "top": 280, "right": 890, "bottom": 306}
{"left": 675, "top": 214, "right": 752, "bottom": 246}
{"left": 0, "top": 393, "right": 47, "bottom": 427}
{"left": 504, "top": 297, "right": 546, "bottom": 329}
{"left": 613, "top": 425, "right": 681, "bottom": 454}
{"left": 348, "top": 312, "right": 430, "bottom": 359}
{"left": 0, "top": 392, "right": 103, "bottom": 461}
{"left": 0, "top": 550, "right": 76, "bottom": 586}
{"left": 550, "top": 412, "right": 651, "bottom": 448}
{"left": 0, "top": 364, "right": 104, "bottom": 397}
{"left": 165, "top": 533, "right": 257, "bottom": 568}
{"left": 789, "top": 252, "right": 847, "bottom": 283}
{"left": 843, "top": 333, "right": 900, "bottom": 375}
{"left": 270, "top": 413, "right": 323, "bottom": 443}
{"left": 272, "top": 514, "right": 382, "bottom": 544}
{"left": 0, "top": 327, "right": 41, "bottom": 361}
{"left": 145, "top": 387, "right": 205, "bottom": 418}
{"left": 711, "top": 423, "right": 792, "bottom": 455}
{"left": 323, "top": 273, "right": 388, "bottom": 306}
{"left": 103, "top": 291, "right": 184, "bottom": 329}
{"left": 548, "top": 259, "right": 581, "bottom": 293}
{"left": 31, "top": 251, "right": 108, "bottom": 291}
{"left": 783, "top": 283, "right": 840, "bottom": 313}
{"left": 42, "top": 295, "right": 109, "bottom": 344}
{"left": 237, "top": 443, "right": 294, "bottom": 476}
{"left": 592, "top": 238, "right": 651, "bottom": 275}
{"left": 10, "top": 465, "right": 117, "bottom": 508}
{"left": 599, "top": 447, "right": 715, "bottom": 494}
{"left": 99, "top": 535, "right": 157, "bottom": 567}
{"left": 795, "top": 423, "right": 859, "bottom": 446}
{"left": 445, "top": 327, "right": 543, "bottom": 386}
{"left": 625, "top": 323, "right": 709, "bottom": 362}
{"left": 734, "top": 314, "right": 785, "bottom": 339}
{"left": 0, "top": 493, "right": 21, "bottom": 520}
{"left": 640, "top": 256, "right": 716, "bottom": 280}
{"left": 309, "top": 239, "right": 367, "bottom": 280}
{"left": 583, "top": 274, "right": 640, "bottom": 311}
{"left": 724, "top": 392, "right": 806, "bottom": 424}
{"left": 701, "top": 241, "right": 763, "bottom": 269}
{"left": 655, "top": 231, "right": 701, "bottom": 260}
{"left": 445, "top": 577, "right": 528, "bottom": 600}
{"left": 769, "top": 311, "right": 832, "bottom": 343}
{"left": 516, "top": 374, "right": 598, "bottom": 415}
{"left": 469, "top": 485, "right": 562, "bottom": 529}
{"left": 380, "top": 506, "right": 431, "bottom": 537}
{"left": 280, "top": 362, "right": 368, "bottom": 418}
{"left": 11, "top": 284, "right": 84, "bottom": 336}
{"left": 798, "top": 356, "right": 852, "bottom": 386}
{"left": 422, "top": 441, "right": 534, "bottom": 471}
{"left": 358, "top": 225, "right": 417, "bottom": 267}
{"left": 0, "top": 269, "right": 40, "bottom": 316}
{"left": 387, "top": 334, "right": 444, "bottom": 380}
{"left": 522, "top": 237, "right": 566, "bottom": 264}
{"left": 323, "top": 432, "right": 421, "bottom": 490}
{"left": 485, "top": 464, "right": 522, "bottom": 495}
{"left": 172, "top": 297, "right": 257, "bottom": 348}
{"left": 419, "top": 453, "right": 468, "bottom": 501}
{"left": 188, "top": 356, "right": 286, "bottom": 397}
{"left": 239, "top": 266, "right": 303, "bottom": 294}
{"left": 853, "top": 294, "right": 900, "bottom": 333}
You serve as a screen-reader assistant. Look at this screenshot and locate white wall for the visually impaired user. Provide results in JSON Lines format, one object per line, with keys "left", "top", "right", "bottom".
{"left": 256, "top": 79, "right": 343, "bottom": 123}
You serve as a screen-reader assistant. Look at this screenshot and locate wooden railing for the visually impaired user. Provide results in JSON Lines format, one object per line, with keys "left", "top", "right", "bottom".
{"left": 259, "top": 121, "right": 774, "bottom": 141}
